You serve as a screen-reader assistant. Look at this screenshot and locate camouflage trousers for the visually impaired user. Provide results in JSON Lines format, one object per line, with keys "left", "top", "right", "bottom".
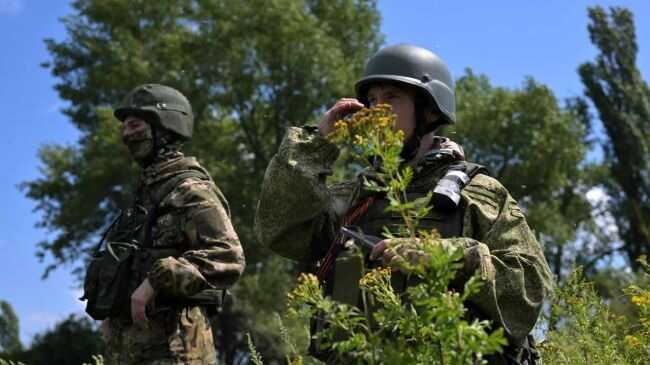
{"left": 105, "top": 306, "right": 218, "bottom": 365}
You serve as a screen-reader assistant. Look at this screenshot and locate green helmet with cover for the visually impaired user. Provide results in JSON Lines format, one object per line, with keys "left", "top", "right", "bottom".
{"left": 114, "top": 83, "right": 194, "bottom": 140}
{"left": 355, "top": 44, "right": 456, "bottom": 127}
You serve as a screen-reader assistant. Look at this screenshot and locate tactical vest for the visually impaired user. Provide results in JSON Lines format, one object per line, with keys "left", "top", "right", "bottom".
{"left": 325, "top": 161, "right": 485, "bottom": 305}
{"left": 82, "top": 169, "right": 225, "bottom": 321}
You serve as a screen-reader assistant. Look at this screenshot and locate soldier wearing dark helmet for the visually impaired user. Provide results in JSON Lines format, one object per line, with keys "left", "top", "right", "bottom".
{"left": 82, "top": 84, "right": 245, "bottom": 365}
{"left": 255, "top": 45, "right": 553, "bottom": 364}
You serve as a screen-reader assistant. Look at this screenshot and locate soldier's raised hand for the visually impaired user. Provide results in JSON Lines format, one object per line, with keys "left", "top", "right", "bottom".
{"left": 131, "top": 278, "right": 155, "bottom": 326}
{"left": 318, "top": 98, "right": 364, "bottom": 136}
{"left": 434, "top": 136, "right": 465, "bottom": 160}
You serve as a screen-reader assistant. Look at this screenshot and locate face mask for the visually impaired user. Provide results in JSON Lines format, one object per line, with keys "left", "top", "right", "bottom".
{"left": 122, "top": 123, "right": 154, "bottom": 164}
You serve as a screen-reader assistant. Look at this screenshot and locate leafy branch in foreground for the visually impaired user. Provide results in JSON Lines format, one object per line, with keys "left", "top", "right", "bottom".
{"left": 328, "top": 104, "right": 424, "bottom": 238}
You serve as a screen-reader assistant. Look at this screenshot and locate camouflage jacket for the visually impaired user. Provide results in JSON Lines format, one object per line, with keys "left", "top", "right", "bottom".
{"left": 105, "top": 155, "right": 245, "bottom": 365}
{"left": 255, "top": 127, "right": 554, "bottom": 348}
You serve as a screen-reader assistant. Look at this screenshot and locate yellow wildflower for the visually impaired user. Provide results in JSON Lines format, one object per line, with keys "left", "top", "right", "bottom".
{"left": 334, "top": 119, "right": 348, "bottom": 129}
{"left": 625, "top": 335, "right": 641, "bottom": 348}
{"left": 631, "top": 293, "right": 650, "bottom": 307}
{"left": 359, "top": 267, "right": 392, "bottom": 289}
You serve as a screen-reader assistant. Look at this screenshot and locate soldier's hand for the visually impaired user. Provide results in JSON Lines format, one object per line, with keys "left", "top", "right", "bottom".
{"left": 318, "top": 98, "right": 364, "bottom": 136}
{"left": 131, "top": 278, "right": 155, "bottom": 327}
{"left": 370, "top": 238, "right": 429, "bottom": 272}
{"left": 433, "top": 136, "right": 465, "bottom": 160}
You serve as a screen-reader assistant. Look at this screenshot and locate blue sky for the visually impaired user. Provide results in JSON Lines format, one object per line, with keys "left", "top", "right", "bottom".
{"left": 1, "top": 0, "right": 649, "bottom": 346}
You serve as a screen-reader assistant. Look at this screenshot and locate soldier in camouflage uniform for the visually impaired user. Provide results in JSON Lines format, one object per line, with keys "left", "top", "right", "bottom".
{"left": 255, "top": 45, "right": 554, "bottom": 364}
{"left": 97, "top": 84, "right": 245, "bottom": 364}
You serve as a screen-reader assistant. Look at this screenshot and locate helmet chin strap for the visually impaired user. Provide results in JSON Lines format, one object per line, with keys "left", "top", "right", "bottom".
{"left": 401, "top": 107, "right": 444, "bottom": 162}
{"left": 137, "top": 125, "right": 172, "bottom": 168}
{"left": 150, "top": 126, "right": 185, "bottom": 165}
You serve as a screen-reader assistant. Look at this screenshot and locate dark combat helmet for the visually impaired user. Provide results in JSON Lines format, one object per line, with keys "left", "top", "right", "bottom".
{"left": 114, "top": 84, "right": 194, "bottom": 140}
{"left": 355, "top": 44, "right": 456, "bottom": 127}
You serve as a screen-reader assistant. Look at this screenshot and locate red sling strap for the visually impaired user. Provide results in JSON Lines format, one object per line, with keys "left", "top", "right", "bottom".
{"left": 315, "top": 195, "right": 376, "bottom": 282}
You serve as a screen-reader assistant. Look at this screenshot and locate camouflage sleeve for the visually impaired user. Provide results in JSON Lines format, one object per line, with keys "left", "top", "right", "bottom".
{"left": 148, "top": 178, "right": 245, "bottom": 298}
{"left": 255, "top": 126, "right": 343, "bottom": 262}
{"left": 444, "top": 174, "right": 554, "bottom": 346}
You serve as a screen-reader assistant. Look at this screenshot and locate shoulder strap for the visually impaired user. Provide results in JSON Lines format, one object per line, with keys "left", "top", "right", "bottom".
{"left": 316, "top": 195, "right": 376, "bottom": 282}
{"left": 150, "top": 169, "right": 212, "bottom": 206}
{"left": 144, "top": 170, "right": 211, "bottom": 248}
{"left": 460, "top": 161, "right": 490, "bottom": 179}
{"left": 431, "top": 161, "right": 490, "bottom": 212}
{"left": 91, "top": 212, "right": 123, "bottom": 255}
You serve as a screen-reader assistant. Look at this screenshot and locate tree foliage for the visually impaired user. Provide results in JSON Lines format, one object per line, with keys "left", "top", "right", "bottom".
{"left": 9, "top": 315, "right": 103, "bottom": 365}
{"left": 0, "top": 301, "right": 21, "bottom": 356}
{"left": 578, "top": 6, "right": 650, "bottom": 269}
{"left": 450, "top": 70, "right": 598, "bottom": 278}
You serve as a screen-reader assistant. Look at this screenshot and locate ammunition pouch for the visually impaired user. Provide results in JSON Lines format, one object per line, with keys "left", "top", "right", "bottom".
{"left": 504, "top": 334, "right": 542, "bottom": 365}
{"left": 82, "top": 245, "right": 227, "bottom": 321}
{"left": 82, "top": 241, "right": 139, "bottom": 320}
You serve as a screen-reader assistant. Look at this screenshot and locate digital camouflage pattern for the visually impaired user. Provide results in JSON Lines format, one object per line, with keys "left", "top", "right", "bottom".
{"left": 104, "top": 155, "right": 245, "bottom": 365}
{"left": 255, "top": 127, "right": 554, "bottom": 358}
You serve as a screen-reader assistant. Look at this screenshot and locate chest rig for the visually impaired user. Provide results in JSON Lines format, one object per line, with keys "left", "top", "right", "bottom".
{"left": 325, "top": 160, "right": 488, "bottom": 305}
{"left": 81, "top": 169, "right": 223, "bottom": 321}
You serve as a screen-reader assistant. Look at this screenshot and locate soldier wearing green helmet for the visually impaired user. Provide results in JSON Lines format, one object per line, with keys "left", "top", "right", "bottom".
{"left": 114, "top": 83, "right": 194, "bottom": 140}
{"left": 255, "top": 44, "right": 553, "bottom": 364}
{"left": 83, "top": 84, "right": 245, "bottom": 364}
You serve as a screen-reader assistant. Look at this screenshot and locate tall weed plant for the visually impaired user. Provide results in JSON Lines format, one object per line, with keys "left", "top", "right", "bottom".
{"left": 540, "top": 258, "right": 650, "bottom": 364}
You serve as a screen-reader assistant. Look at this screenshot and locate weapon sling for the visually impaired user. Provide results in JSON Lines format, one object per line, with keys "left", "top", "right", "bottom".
{"left": 315, "top": 195, "right": 376, "bottom": 282}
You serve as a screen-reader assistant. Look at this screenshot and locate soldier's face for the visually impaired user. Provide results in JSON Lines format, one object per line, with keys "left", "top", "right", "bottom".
{"left": 122, "top": 116, "right": 154, "bottom": 163}
{"left": 366, "top": 83, "right": 417, "bottom": 141}
{"left": 122, "top": 116, "right": 149, "bottom": 138}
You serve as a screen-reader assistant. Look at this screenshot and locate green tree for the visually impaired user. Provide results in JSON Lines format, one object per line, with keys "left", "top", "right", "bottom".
{"left": 23, "top": 0, "right": 382, "bottom": 362}
{"left": 449, "top": 70, "right": 596, "bottom": 278}
{"left": 0, "top": 301, "right": 22, "bottom": 356}
{"left": 578, "top": 6, "right": 650, "bottom": 269}
{"left": 13, "top": 315, "right": 103, "bottom": 365}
